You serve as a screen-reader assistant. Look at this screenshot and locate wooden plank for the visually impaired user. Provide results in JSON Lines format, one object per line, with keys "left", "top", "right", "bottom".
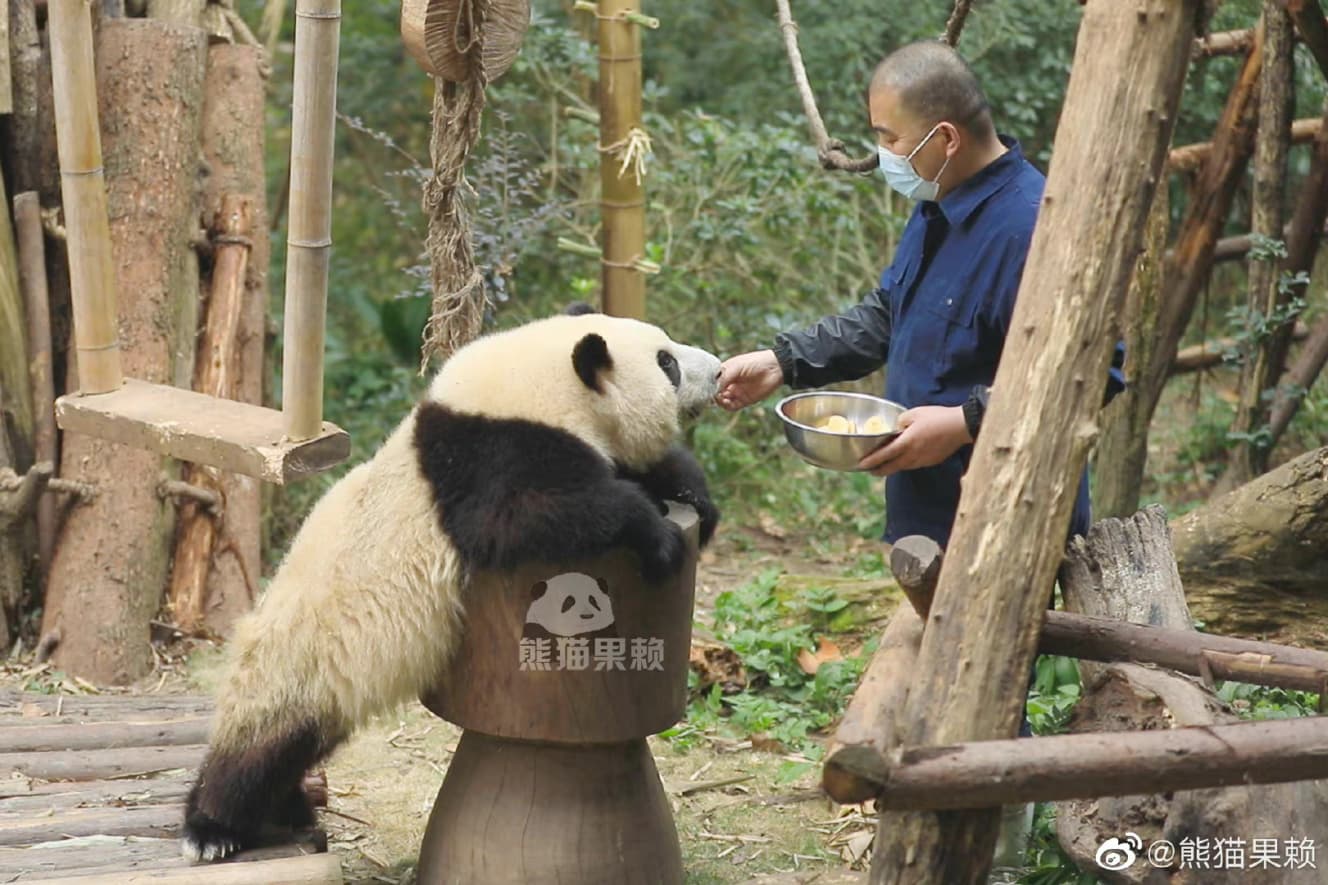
{"left": 13, "top": 851, "right": 341, "bottom": 884}
{"left": 0, "top": 744, "right": 206, "bottom": 781}
{"left": 0, "top": 835, "right": 326, "bottom": 880}
{"left": 54, "top": 379, "right": 349, "bottom": 484}
{"left": 0, "top": 718, "right": 210, "bottom": 753}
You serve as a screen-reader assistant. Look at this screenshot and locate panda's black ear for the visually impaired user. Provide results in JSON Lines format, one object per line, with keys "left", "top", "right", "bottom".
{"left": 595, "top": 577, "right": 610, "bottom": 594}
{"left": 572, "top": 333, "right": 612, "bottom": 393}
{"left": 564, "top": 301, "right": 598, "bottom": 316}
{"left": 531, "top": 580, "right": 548, "bottom": 599}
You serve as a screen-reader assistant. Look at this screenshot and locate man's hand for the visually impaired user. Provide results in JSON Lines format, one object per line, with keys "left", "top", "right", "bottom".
{"left": 716, "top": 350, "right": 784, "bottom": 411}
{"left": 858, "top": 405, "right": 972, "bottom": 477}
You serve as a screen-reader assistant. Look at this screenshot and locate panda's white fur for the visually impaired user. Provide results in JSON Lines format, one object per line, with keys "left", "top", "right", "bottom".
{"left": 182, "top": 312, "right": 720, "bottom": 862}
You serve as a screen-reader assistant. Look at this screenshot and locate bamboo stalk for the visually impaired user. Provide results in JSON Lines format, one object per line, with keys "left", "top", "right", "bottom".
{"left": 597, "top": 0, "right": 645, "bottom": 319}
{"left": 14, "top": 192, "right": 55, "bottom": 581}
{"left": 47, "top": 0, "right": 122, "bottom": 394}
{"left": 282, "top": 0, "right": 340, "bottom": 440}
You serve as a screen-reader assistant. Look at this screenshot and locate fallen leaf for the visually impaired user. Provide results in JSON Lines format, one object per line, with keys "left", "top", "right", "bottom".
{"left": 797, "top": 638, "right": 844, "bottom": 675}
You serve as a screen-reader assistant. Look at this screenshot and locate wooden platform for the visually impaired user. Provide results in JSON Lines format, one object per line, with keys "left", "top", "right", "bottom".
{"left": 0, "top": 691, "right": 341, "bottom": 883}
{"left": 55, "top": 379, "right": 350, "bottom": 484}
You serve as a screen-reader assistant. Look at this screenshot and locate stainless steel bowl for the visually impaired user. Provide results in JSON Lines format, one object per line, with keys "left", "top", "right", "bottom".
{"left": 776, "top": 391, "right": 906, "bottom": 471}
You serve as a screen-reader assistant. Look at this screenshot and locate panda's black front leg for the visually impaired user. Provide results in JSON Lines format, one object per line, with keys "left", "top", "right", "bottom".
{"left": 617, "top": 445, "right": 720, "bottom": 548}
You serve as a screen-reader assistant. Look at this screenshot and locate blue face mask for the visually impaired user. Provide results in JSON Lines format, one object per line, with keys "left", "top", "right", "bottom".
{"left": 877, "top": 123, "right": 951, "bottom": 202}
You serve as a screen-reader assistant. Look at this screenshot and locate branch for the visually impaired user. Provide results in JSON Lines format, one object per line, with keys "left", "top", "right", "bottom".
{"left": 942, "top": 0, "right": 974, "bottom": 47}
{"left": 773, "top": 0, "right": 878, "bottom": 173}
{"left": 1285, "top": 0, "right": 1328, "bottom": 79}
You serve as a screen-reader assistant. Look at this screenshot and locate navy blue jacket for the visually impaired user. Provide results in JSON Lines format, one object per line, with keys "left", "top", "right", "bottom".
{"left": 773, "top": 138, "right": 1123, "bottom": 548}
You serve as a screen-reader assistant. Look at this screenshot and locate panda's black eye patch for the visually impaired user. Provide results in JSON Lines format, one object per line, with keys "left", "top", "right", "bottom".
{"left": 657, "top": 350, "right": 681, "bottom": 388}
{"left": 561, "top": 597, "right": 575, "bottom": 614}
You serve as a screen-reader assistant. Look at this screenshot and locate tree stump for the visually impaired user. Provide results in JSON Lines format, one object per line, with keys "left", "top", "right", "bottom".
{"left": 415, "top": 503, "right": 698, "bottom": 885}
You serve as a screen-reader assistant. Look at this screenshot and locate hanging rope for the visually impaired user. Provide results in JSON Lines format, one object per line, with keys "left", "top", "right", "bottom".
{"left": 419, "top": 0, "right": 493, "bottom": 372}
{"left": 774, "top": 0, "right": 877, "bottom": 173}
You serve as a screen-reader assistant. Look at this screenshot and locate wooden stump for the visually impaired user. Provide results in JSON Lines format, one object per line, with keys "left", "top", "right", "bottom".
{"left": 416, "top": 503, "right": 698, "bottom": 885}
{"left": 41, "top": 19, "right": 207, "bottom": 684}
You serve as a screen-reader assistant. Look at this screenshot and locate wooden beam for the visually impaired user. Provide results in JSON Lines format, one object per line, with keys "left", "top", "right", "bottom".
{"left": 868, "top": 2, "right": 1203, "bottom": 879}
{"left": 0, "top": 716, "right": 210, "bottom": 753}
{"left": 54, "top": 379, "right": 349, "bottom": 485}
{"left": 877, "top": 715, "right": 1328, "bottom": 811}
{"left": 1169, "top": 115, "right": 1319, "bottom": 173}
{"left": 0, "top": 743, "right": 205, "bottom": 781}
{"left": 1169, "top": 321, "right": 1309, "bottom": 374}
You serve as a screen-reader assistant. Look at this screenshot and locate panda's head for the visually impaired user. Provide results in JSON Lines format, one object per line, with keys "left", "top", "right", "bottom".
{"left": 428, "top": 312, "right": 721, "bottom": 470}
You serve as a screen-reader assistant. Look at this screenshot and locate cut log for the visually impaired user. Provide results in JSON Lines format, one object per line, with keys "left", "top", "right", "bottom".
{"left": 193, "top": 42, "right": 269, "bottom": 637}
{"left": 878, "top": 716, "right": 1328, "bottom": 811}
{"left": 0, "top": 803, "right": 184, "bottom": 846}
{"left": 0, "top": 691, "right": 213, "bottom": 720}
{"left": 41, "top": 18, "right": 207, "bottom": 685}
{"left": 868, "top": 3, "right": 1201, "bottom": 882}
{"left": 1168, "top": 116, "right": 1318, "bottom": 173}
{"left": 0, "top": 838, "right": 329, "bottom": 883}
{"left": 0, "top": 744, "right": 206, "bottom": 781}
{"left": 821, "top": 604, "right": 923, "bottom": 804}
{"left": 1171, "top": 444, "right": 1328, "bottom": 596}
{"left": 0, "top": 716, "right": 210, "bottom": 752}
{"left": 1193, "top": 27, "right": 1258, "bottom": 57}
{"left": 1055, "top": 506, "right": 1328, "bottom": 883}
{"left": 1169, "top": 321, "right": 1308, "bottom": 375}
{"left": 29, "top": 853, "right": 343, "bottom": 884}
{"left": 168, "top": 195, "right": 254, "bottom": 635}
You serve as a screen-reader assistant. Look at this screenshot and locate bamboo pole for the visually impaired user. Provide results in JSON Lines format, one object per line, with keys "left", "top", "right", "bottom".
{"left": 597, "top": 0, "right": 646, "bottom": 319}
{"left": 47, "top": 0, "right": 122, "bottom": 394}
{"left": 14, "top": 191, "right": 55, "bottom": 581}
{"left": 282, "top": 0, "right": 340, "bottom": 440}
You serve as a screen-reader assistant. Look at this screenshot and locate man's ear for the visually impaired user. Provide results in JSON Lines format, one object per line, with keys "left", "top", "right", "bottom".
{"left": 572, "top": 333, "right": 612, "bottom": 393}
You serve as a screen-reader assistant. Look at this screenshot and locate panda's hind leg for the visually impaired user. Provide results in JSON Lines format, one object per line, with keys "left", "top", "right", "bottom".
{"left": 182, "top": 718, "right": 343, "bottom": 862}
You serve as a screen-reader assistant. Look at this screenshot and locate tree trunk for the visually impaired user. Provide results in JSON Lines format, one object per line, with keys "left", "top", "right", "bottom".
{"left": 1055, "top": 507, "right": 1328, "bottom": 883}
{"left": 1171, "top": 444, "right": 1328, "bottom": 596}
{"left": 41, "top": 20, "right": 206, "bottom": 685}
{"left": 1225, "top": 1, "right": 1294, "bottom": 487}
{"left": 1131, "top": 22, "right": 1263, "bottom": 494}
{"left": 173, "top": 42, "right": 268, "bottom": 637}
{"left": 0, "top": 167, "right": 32, "bottom": 474}
{"left": 5, "top": 0, "right": 41, "bottom": 196}
{"left": 868, "top": 3, "right": 1200, "bottom": 882}
{"left": 1092, "top": 177, "right": 1169, "bottom": 519}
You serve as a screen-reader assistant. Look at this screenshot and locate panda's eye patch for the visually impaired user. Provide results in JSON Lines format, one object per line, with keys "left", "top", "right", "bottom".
{"left": 561, "top": 597, "right": 575, "bottom": 614}
{"left": 657, "top": 350, "right": 681, "bottom": 388}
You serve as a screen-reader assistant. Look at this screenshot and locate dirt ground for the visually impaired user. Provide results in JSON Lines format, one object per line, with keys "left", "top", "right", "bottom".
{"left": 154, "top": 527, "right": 889, "bottom": 885}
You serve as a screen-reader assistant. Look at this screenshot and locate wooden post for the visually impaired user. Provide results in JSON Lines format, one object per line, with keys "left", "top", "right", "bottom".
{"left": 282, "top": 0, "right": 340, "bottom": 441}
{"left": 169, "top": 196, "right": 254, "bottom": 635}
{"left": 42, "top": 18, "right": 208, "bottom": 685}
{"left": 868, "top": 3, "right": 1200, "bottom": 882}
{"left": 0, "top": 167, "right": 32, "bottom": 469}
{"left": 47, "top": 0, "right": 122, "bottom": 395}
{"left": 597, "top": 0, "right": 646, "bottom": 319}
{"left": 1091, "top": 179, "right": 1168, "bottom": 518}
{"left": 1227, "top": 0, "right": 1295, "bottom": 486}
{"left": 14, "top": 191, "right": 56, "bottom": 582}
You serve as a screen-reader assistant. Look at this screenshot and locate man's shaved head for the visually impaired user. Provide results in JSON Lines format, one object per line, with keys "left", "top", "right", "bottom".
{"left": 870, "top": 41, "right": 994, "bottom": 140}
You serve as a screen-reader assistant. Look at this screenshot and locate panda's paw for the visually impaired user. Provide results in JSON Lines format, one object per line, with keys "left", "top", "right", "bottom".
{"left": 639, "top": 521, "right": 686, "bottom": 585}
{"left": 181, "top": 814, "right": 244, "bottom": 863}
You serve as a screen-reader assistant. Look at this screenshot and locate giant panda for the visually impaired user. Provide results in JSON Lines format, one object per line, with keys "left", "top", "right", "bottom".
{"left": 181, "top": 309, "right": 721, "bottom": 862}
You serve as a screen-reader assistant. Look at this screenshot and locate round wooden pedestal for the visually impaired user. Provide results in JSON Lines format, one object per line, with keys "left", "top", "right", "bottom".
{"left": 415, "top": 503, "right": 699, "bottom": 885}
{"left": 416, "top": 732, "right": 682, "bottom": 884}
